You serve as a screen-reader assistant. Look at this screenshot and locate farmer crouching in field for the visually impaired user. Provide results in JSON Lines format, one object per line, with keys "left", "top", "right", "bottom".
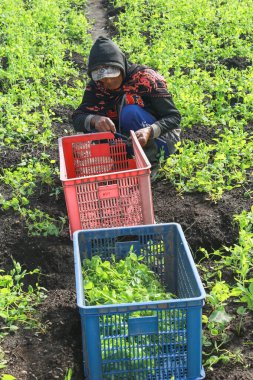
{"left": 72, "top": 36, "right": 181, "bottom": 172}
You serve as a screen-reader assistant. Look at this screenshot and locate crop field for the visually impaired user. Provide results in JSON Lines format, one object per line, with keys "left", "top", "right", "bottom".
{"left": 0, "top": 0, "right": 252, "bottom": 379}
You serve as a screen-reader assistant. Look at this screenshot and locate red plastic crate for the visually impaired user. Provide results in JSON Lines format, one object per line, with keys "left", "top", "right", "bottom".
{"left": 58, "top": 131, "right": 154, "bottom": 236}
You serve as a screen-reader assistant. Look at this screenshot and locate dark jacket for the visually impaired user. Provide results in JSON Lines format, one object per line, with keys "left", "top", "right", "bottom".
{"left": 72, "top": 37, "right": 181, "bottom": 136}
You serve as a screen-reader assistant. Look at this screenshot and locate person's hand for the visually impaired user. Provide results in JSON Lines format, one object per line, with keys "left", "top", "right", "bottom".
{"left": 91, "top": 115, "right": 116, "bottom": 133}
{"left": 134, "top": 127, "right": 153, "bottom": 147}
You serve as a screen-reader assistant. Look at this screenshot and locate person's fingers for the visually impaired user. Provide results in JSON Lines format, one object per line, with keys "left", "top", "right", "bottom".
{"left": 99, "top": 121, "right": 111, "bottom": 131}
{"left": 97, "top": 124, "right": 110, "bottom": 132}
{"left": 138, "top": 137, "right": 146, "bottom": 147}
{"left": 135, "top": 127, "right": 152, "bottom": 147}
{"left": 134, "top": 131, "right": 146, "bottom": 146}
{"left": 94, "top": 117, "right": 116, "bottom": 133}
{"left": 106, "top": 118, "right": 116, "bottom": 133}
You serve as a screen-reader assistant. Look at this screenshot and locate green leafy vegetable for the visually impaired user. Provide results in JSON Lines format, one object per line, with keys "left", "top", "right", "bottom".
{"left": 82, "top": 250, "right": 173, "bottom": 306}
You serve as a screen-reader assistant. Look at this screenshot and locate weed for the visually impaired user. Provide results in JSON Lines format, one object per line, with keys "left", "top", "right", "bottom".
{"left": 64, "top": 368, "right": 73, "bottom": 380}
{"left": 0, "top": 260, "right": 46, "bottom": 338}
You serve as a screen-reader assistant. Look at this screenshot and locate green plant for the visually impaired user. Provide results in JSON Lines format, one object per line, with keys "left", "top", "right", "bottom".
{"left": 0, "top": 261, "right": 46, "bottom": 338}
{"left": 0, "top": 347, "right": 7, "bottom": 370}
{"left": 0, "top": 261, "right": 46, "bottom": 375}
{"left": 160, "top": 126, "right": 253, "bottom": 201}
{"left": 207, "top": 307, "right": 233, "bottom": 338}
{"left": 236, "top": 280, "right": 253, "bottom": 311}
{"left": 199, "top": 206, "right": 253, "bottom": 369}
{"left": 204, "top": 347, "right": 244, "bottom": 371}
{"left": 23, "top": 208, "right": 67, "bottom": 237}
{"left": 0, "top": 158, "right": 59, "bottom": 208}
{"left": 64, "top": 368, "right": 73, "bottom": 380}
{"left": 236, "top": 306, "right": 247, "bottom": 336}
{"left": 1, "top": 375, "right": 16, "bottom": 380}
{"left": 82, "top": 249, "right": 174, "bottom": 306}
{"left": 82, "top": 249, "right": 177, "bottom": 372}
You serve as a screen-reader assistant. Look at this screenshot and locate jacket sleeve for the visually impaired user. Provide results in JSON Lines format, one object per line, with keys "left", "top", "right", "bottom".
{"left": 72, "top": 82, "right": 102, "bottom": 132}
{"left": 72, "top": 92, "right": 97, "bottom": 133}
{"left": 72, "top": 109, "right": 95, "bottom": 133}
{"left": 146, "top": 96, "right": 181, "bottom": 137}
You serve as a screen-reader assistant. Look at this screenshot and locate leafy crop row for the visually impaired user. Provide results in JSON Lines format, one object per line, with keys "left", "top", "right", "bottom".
{"left": 0, "top": 1, "right": 91, "bottom": 378}
{"left": 0, "top": 0, "right": 92, "bottom": 235}
{"left": 0, "top": 261, "right": 46, "bottom": 372}
{"left": 199, "top": 205, "right": 253, "bottom": 369}
{"left": 112, "top": 0, "right": 253, "bottom": 127}
{"left": 110, "top": 0, "right": 253, "bottom": 199}
{"left": 161, "top": 125, "right": 253, "bottom": 200}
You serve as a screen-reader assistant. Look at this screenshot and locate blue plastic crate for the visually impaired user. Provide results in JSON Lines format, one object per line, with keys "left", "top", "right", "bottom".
{"left": 73, "top": 223, "right": 206, "bottom": 380}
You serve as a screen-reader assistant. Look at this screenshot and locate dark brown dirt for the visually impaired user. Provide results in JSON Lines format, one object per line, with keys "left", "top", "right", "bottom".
{"left": 1, "top": 1, "right": 253, "bottom": 380}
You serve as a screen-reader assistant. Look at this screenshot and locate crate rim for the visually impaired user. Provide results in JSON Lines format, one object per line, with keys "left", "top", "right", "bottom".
{"left": 73, "top": 223, "right": 206, "bottom": 311}
{"left": 60, "top": 166, "right": 151, "bottom": 182}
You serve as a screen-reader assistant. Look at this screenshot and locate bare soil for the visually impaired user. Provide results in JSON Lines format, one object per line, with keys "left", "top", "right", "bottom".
{"left": 1, "top": 1, "right": 253, "bottom": 379}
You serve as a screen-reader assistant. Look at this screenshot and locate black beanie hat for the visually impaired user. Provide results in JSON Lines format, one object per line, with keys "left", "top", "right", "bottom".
{"left": 87, "top": 36, "right": 129, "bottom": 79}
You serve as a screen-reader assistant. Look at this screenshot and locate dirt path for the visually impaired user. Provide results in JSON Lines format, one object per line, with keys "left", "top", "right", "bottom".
{"left": 86, "top": 0, "right": 109, "bottom": 40}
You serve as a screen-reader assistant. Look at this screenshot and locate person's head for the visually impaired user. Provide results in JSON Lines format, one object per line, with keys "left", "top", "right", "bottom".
{"left": 87, "top": 36, "right": 128, "bottom": 89}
